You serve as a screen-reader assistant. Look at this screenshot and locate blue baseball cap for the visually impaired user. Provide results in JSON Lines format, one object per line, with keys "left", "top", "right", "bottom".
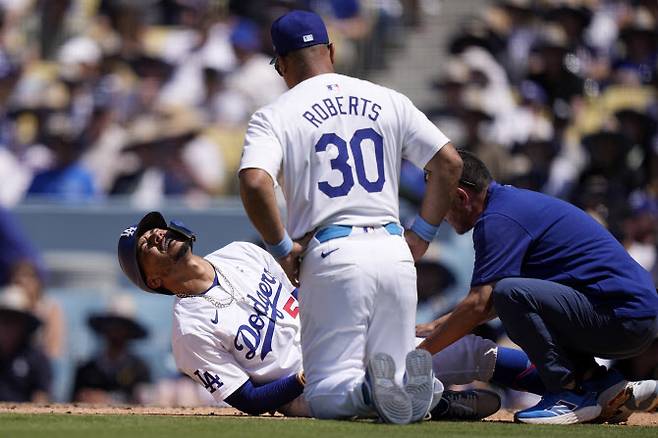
{"left": 270, "top": 10, "right": 329, "bottom": 57}
{"left": 117, "top": 211, "right": 171, "bottom": 295}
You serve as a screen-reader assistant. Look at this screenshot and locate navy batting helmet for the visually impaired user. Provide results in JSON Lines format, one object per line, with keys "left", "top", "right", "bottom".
{"left": 117, "top": 211, "right": 196, "bottom": 295}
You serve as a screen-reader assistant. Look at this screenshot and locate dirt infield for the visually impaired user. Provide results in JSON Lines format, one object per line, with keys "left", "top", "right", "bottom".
{"left": 0, "top": 403, "right": 655, "bottom": 425}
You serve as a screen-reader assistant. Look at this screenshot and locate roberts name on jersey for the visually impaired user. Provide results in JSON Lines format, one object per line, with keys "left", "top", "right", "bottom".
{"left": 301, "top": 95, "right": 382, "bottom": 128}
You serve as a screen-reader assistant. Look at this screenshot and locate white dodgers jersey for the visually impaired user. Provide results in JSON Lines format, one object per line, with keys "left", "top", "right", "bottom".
{"left": 240, "top": 72, "right": 450, "bottom": 238}
{"left": 172, "top": 242, "right": 302, "bottom": 402}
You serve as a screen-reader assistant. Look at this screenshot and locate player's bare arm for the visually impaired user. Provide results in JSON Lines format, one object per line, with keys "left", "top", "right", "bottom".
{"left": 406, "top": 143, "right": 462, "bottom": 261}
{"left": 417, "top": 283, "right": 496, "bottom": 355}
{"left": 239, "top": 168, "right": 302, "bottom": 286}
{"left": 239, "top": 168, "right": 286, "bottom": 244}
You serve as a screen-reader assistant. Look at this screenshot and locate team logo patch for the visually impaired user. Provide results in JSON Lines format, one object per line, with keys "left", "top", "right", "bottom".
{"left": 234, "top": 269, "right": 284, "bottom": 361}
{"left": 302, "top": 34, "right": 314, "bottom": 42}
{"left": 121, "top": 226, "right": 136, "bottom": 237}
{"left": 194, "top": 369, "right": 223, "bottom": 394}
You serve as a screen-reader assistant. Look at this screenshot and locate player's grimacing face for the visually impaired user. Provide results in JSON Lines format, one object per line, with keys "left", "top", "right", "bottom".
{"left": 137, "top": 228, "right": 189, "bottom": 276}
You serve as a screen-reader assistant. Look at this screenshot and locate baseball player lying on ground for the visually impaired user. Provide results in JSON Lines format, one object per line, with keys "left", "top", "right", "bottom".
{"left": 117, "top": 211, "right": 656, "bottom": 421}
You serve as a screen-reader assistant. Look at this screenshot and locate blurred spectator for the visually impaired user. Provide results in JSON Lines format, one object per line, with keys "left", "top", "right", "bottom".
{"left": 126, "top": 55, "right": 177, "bottom": 120}
{"left": 424, "top": 0, "right": 658, "bottom": 238}
{"left": 224, "top": 18, "right": 287, "bottom": 115}
{"left": 199, "top": 65, "right": 250, "bottom": 125}
{"left": 0, "top": 206, "right": 64, "bottom": 359}
{"left": 0, "top": 0, "right": 415, "bottom": 200}
{"left": 0, "top": 286, "right": 51, "bottom": 402}
{"left": 72, "top": 294, "right": 151, "bottom": 404}
{"left": 0, "top": 58, "right": 28, "bottom": 206}
{"left": 484, "top": 0, "right": 538, "bottom": 84}
{"left": 110, "top": 106, "right": 225, "bottom": 205}
{"left": 26, "top": 112, "right": 98, "bottom": 201}
{"left": 14, "top": 261, "right": 66, "bottom": 361}
{"left": 0, "top": 205, "right": 43, "bottom": 287}
{"left": 623, "top": 191, "right": 658, "bottom": 272}
{"left": 78, "top": 78, "right": 129, "bottom": 193}
{"left": 577, "top": 131, "right": 638, "bottom": 206}
{"left": 527, "top": 24, "right": 584, "bottom": 109}
{"left": 615, "top": 8, "right": 657, "bottom": 85}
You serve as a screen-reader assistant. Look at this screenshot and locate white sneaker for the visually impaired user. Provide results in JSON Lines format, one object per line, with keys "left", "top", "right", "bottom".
{"left": 404, "top": 349, "right": 436, "bottom": 422}
{"left": 604, "top": 380, "right": 658, "bottom": 424}
{"left": 366, "top": 353, "right": 412, "bottom": 424}
{"left": 432, "top": 389, "right": 502, "bottom": 421}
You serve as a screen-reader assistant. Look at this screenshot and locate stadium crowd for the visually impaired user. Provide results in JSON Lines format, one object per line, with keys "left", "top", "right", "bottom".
{"left": 407, "top": 0, "right": 658, "bottom": 403}
{"left": 0, "top": 0, "right": 657, "bottom": 407}
{"left": 0, "top": 0, "right": 406, "bottom": 207}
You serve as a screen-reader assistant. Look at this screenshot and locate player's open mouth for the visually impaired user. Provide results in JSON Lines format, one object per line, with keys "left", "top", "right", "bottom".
{"left": 161, "top": 235, "right": 172, "bottom": 253}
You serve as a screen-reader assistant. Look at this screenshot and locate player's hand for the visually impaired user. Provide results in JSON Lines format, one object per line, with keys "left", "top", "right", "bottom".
{"left": 296, "top": 370, "right": 306, "bottom": 386}
{"left": 278, "top": 242, "right": 304, "bottom": 287}
{"left": 404, "top": 229, "right": 430, "bottom": 262}
{"left": 415, "top": 321, "right": 438, "bottom": 338}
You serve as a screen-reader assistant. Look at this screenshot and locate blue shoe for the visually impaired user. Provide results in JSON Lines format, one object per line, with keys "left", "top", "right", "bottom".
{"left": 514, "top": 390, "right": 601, "bottom": 424}
{"left": 366, "top": 353, "right": 412, "bottom": 424}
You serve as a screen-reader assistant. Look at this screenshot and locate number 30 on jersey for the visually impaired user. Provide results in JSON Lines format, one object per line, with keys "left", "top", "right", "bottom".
{"left": 315, "top": 127, "right": 385, "bottom": 198}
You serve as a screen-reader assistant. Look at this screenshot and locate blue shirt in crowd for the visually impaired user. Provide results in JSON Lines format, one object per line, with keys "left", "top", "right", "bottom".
{"left": 27, "top": 164, "right": 97, "bottom": 202}
{"left": 471, "top": 182, "right": 658, "bottom": 318}
{"left": 0, "top": 207, "right": 44, "bottom": 285}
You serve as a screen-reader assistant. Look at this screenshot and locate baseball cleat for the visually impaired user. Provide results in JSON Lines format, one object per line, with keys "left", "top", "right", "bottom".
{"left": 404, "top": 349, "right": 436, "bottom": 422}
{"left": 430, "top": 389, "right": 501, "bottom": 421}
{"left": 366, "top": 352, "right": 412, "bottom": 424}
{"left": 586, "top": 368, "right": 631, "bottom": 419}
{"left": 514, "top": 390, "right": 601, "bottom": 424}
{"left": 602, "top": 379, "right": 658, "bottom": 424}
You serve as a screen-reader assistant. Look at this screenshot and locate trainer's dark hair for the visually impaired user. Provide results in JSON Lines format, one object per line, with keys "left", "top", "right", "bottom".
{"left": 457, "top": 149, "right": 492, "bottom": 193}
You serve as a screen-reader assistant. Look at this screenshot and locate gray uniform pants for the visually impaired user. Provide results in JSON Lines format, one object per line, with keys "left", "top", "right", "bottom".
{"left": 492, "top": 277, "right": 657, "bottom": 393}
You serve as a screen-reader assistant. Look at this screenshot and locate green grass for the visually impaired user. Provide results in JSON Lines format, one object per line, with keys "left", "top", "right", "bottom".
{"left": 0, "top": 414, "right": 654, "bottom": 438}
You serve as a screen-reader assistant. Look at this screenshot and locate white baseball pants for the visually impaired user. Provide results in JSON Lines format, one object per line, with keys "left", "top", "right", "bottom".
{"left": 298, "top": 226, "right": 418, "bottom": 419}
{"left": 428, "top": 334, "right": 497, "bottom": 386}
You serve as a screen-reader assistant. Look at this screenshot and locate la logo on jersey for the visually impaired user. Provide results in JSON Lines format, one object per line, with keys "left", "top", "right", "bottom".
{"left": 194, "top": 369, "right": 223, "bottom": 394}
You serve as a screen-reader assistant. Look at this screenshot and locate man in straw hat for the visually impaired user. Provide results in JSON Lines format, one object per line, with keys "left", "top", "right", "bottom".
{"left": 0, "top": 287, "right": 51, "bottom": 402}
{"left": 72, "top": 294, "right": 151, "bottom": 404}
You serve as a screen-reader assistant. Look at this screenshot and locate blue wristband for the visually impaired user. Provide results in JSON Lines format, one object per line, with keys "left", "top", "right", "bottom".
{"left": 410, "top": 214, "right": 439, "bottom": 242}
{"left": 266, "top": 231, "right": 293, "bottom": 259}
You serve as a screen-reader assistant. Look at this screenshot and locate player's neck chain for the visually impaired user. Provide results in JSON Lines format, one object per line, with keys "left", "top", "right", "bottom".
{"left": 176, "top": 266, "right": 241, "bottom": 309}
